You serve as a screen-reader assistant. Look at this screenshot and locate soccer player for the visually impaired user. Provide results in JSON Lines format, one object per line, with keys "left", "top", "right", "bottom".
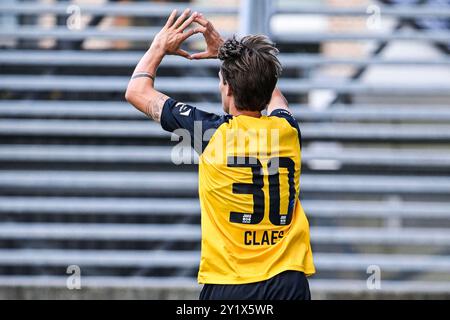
{"left": 125, "top": 9, "right": 315, "bottom": 300}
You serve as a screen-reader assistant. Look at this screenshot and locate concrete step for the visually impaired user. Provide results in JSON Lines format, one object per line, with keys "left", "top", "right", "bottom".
{"left": 0, "top": 249, "right": 449, "bottom": 273}
{"left": 1, "top": 145, "right": 449, "bottom": 169}
{"left": 1, "top": 119, "right": 450, "bottom": 142}
{"left": 1, "top": 171, "right": 449, "bottom": 195}
{"left": 2, "top": 50, "right": 450, "bottom": 67}
{"left": 2, "top": 75, "right": 450, "bottom": 95}
{"left": 2, "top": 100, "right": 450, "bottom": 122}
{"left": 1, "top": 197, "right": 449, "bottom": 219}
{"left": 0, "top": 223, "right": 449, "bottom": 245}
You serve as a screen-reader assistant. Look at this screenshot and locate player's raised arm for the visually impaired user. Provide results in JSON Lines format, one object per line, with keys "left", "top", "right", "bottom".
{"left": 125, "top": 9, "right": 201, "bottom": 122}
{"left": 267, "top": 87, "right": 291, "bottom": 115}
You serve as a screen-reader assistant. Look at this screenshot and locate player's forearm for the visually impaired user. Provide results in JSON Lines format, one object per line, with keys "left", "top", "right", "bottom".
{"left": 125, "top": 47, "right": 168, "bottom": 121}
{"left": 272, "top": 87, "right": 287, "bottom": 103}
{"left": 267, "top": 87, "right": 290, "bottom": 114}
{"left": 126, "top": 47, "right": 163, "bottom": 95}
{"left": 126, "top": 9, "right": 199, "bottom": 122}
{"left": 136, "top": 47, "right": 164, "bottom": 80}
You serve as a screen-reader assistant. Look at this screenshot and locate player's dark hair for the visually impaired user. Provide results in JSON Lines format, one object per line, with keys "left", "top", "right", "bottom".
{"left": 218, "top": 35, "right": 282, "bottom": 112}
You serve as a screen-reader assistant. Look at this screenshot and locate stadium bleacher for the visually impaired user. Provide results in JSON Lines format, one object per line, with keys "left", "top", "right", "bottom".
{"left": 0, "top": 0, "right": 449, "bottom": 299}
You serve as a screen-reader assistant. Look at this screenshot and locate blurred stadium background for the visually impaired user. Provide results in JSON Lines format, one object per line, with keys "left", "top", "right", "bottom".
{"left": 0, "top": 0, "right": 450, "bottom": 299}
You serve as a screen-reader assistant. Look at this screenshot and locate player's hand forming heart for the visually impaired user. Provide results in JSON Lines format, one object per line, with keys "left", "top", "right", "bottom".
{"left": 150, "top": 9, "right": 202, "bottom": 59}
{"left": 150, "top": 9, "right": 224, "bottom": 60}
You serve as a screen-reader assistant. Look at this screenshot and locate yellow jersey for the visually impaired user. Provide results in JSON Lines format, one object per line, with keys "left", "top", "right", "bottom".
{"left": 161, "top": 99, "right": 315, "bottom": 284}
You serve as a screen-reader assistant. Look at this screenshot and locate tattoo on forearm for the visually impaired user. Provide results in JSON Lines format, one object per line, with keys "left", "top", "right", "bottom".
{"left": 131, "top": 72, "right": 155, "bottom": 82}
{"left": 144, "top": 93, "right": 168, "bottom": 122}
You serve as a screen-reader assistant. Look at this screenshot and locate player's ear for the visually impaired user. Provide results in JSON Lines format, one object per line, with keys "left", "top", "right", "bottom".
{"left": 226, "top": 83, "right": 233, "bottom": 97}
